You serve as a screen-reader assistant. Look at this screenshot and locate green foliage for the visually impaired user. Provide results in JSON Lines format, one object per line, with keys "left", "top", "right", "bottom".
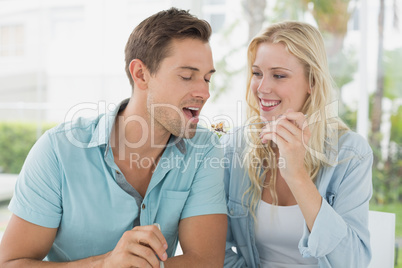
{"left": 384, "top": 47, "right": 402, "bottom": 100}
{"left": 372, "top": 161, "right": 388, "bottom": 204}
{"left": 329, "top": 47, "right": 357, "bottom": 89}
{"left": 272, "top": 0, "right": 307, "bottom": 21}
{"left": 308, "top": 0, "right": 335, "bottom": 14}
{"left": 340, "top": 103, "right": 357, "bottom": 131}
{"left": 0, "top": 122, "right": 55, "bottom": 174}
{"left": 341, "top": 101, "right": 401, "bottom": 205}
{"left": 371, "top": 126, "right": 402, "bottom": 205}
{"left": 369, "top": 47, "right": 402, "bottom": 205}
{"left": 390, "top": 105, "right": 402, "bottom": 145}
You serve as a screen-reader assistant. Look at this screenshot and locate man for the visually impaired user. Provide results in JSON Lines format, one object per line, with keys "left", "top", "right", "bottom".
{"left": 0, "top": 8, "right": 227, "bottom": 267}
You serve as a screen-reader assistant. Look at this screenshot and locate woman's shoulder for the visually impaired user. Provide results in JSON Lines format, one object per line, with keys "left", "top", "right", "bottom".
{"left": 337, "top": 130, "right": 373, "bottom": 156}
{"left": 317, "top": 130, "right": 374, "bottom": 190}
{"left": 322, "top": 130, "right": 373, "bottom": 168}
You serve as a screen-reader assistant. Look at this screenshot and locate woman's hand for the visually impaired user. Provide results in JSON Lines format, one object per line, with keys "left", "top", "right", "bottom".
{"left": 260, "top": 109, "right": 311, "bottom": 182}
{"left": 260, "top": 109, "right": 322, "bottom": 231}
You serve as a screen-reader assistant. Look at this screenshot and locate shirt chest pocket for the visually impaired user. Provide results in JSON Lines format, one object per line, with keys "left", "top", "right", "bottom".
{"left": 155, "top": 190, "right": 190, "bottom": 235}
{"left": 227, "top": 200, "right": 250, "bottom": 247}
{"left": 227, "top": 199, "right": 249, "bottom": 218}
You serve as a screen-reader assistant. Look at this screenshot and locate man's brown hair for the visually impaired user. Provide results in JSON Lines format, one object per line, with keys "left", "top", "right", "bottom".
{"left": 124, "top": 7, "right": 212, "bottom": 89}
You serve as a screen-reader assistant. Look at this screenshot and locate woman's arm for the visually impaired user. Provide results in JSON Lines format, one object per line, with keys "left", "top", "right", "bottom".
{"left": 299, "top": 147, "right": 373, "bottom": 267}
{"left": 261, "top": 112, "right": 372, "bottom": 267}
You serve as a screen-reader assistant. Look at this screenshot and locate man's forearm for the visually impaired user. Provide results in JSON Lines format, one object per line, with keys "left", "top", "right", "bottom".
{"left": 1, "top": 254, "right": 105, "bottom": 268}
{"left": 165, "top": 252, "right": 224, "bottom": 268}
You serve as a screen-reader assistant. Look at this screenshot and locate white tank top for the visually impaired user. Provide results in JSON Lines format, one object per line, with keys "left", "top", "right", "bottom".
{"left": 255, "top": 200, "right": 319, "bottom": 268}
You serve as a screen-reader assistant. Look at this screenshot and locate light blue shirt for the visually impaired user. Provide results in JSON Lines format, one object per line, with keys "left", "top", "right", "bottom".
{"left": 222, "top": 130, "right": 373, "bottom": 268}
{"left": 9, "top": 99, "right": 227, "bottom": 261}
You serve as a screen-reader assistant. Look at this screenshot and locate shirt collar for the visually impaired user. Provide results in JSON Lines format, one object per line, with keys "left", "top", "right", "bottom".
{"left": 87, "top": 98, "right": 187, "bottom": 154}
{"left": 87, "top": 98, "right": 129, "bottom": 148}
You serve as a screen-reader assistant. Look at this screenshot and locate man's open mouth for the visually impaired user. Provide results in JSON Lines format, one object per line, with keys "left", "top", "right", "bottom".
{"left": 183, "top": 106, "right": 200, "bottom": 119}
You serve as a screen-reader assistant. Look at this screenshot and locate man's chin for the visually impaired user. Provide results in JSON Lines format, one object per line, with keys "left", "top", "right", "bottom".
{"left": 183, "top": 124, "right": 198, "bottom": 139}
{"left": 167, "top": 121, "right": 198, "bottom": 139}
{"left": 184, "top": 132, "right": 196, "bottom": 139}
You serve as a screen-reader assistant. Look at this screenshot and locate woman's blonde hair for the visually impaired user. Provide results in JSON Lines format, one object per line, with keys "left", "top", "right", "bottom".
{"left": 243, "top": 21, "right": 349, "bottom": 218}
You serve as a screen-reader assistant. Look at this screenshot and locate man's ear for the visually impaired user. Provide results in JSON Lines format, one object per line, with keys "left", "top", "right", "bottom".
{"left": 129, "top": 59, "right": 149, "bottom": 90}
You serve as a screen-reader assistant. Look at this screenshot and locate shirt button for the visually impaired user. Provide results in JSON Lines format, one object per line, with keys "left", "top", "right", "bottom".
{"left": 116, "top": 170, "right": 121, "bottom": 175}
{"left": 142, "top": 204, "right": 146, "bottom": 210}
{"left": 230, "top": 209, "right": 234, "bottom": 215}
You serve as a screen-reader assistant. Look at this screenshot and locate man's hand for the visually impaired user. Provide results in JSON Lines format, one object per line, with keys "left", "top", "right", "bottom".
{"left": 0, "top": 215, "right": 168, "bottom": 268}
{"left": 102, "top": 224, "right": 168, "bottom": 268}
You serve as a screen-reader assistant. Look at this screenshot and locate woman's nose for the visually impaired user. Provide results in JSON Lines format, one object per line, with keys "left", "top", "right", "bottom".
{"left": 257, "top": 78, "right": 272, "bottom": 94}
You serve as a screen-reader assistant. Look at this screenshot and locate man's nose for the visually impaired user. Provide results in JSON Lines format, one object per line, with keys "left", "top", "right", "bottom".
{"left": 191, "top": 80, "right": 210, "bottom": 100}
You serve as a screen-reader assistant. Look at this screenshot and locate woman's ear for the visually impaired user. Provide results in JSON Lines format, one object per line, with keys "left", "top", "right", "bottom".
{"left": 308, "top": 77, "right": 315, "bottom": 94}
{"left": 129, "top": 59, "right": 148, "bottom": 90}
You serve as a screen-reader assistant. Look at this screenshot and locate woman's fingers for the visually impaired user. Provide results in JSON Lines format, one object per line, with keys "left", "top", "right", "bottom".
{"left": 260, "top": 118, "right": 299, "bottom": 142}
{"left": 283, "top": 110, "right": 310, "bottom": 135}
{"left": 284, "top": 111, "right": 311, "bottom": 147}
{"left": 260, "top": 111, "right": 310, "bottom": 145}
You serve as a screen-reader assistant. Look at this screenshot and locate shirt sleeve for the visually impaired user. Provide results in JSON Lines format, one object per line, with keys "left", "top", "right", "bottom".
{"left": 298, "top": 137, "right": 373, "bottom": 267}
{"left": 224, "top": 244, "right": 248, "bottom": 268}
{"left": 222, "top": 133, "right": 250, "bottom": 268}
{"left": 180, "top": 135, "right": 228, "bottom": 219}
{"left": 224, "top": 202, "right": 249, "bottom": 268}
{"left": 8, "top": 130, "right": 62, "bottom": 228}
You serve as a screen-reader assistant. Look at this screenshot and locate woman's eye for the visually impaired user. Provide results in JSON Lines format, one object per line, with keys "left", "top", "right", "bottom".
{"left": 252, "top": 72, "right": 262, "bottom": 77}
{"left": 180, "top": 76, "right": 191, "bottom": 81}
{"left": 274, "top": 74, "right": 286, "bottom": 79}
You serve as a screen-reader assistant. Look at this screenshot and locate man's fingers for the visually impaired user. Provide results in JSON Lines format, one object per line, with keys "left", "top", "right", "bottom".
{"left": 131, "top": 225, "right": 168, "bottom": 261}
{"left": 152, "top": 223, "right": 168, "bottom": 250}
{"left": 130, "top": 242, "right": 160, "bottom": 267}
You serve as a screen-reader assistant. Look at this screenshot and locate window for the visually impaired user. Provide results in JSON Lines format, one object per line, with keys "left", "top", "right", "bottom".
{"left": 50, "top": 6, "right": 84, "bottom": 41}
{"left": 0, "top": 24, "right": 24, "bottom": 57}
{"left": 204, "top": 0, "right": 225, "bottom": 4}
{"left": 202, "top": 0, "right": 226, "bottom": 33}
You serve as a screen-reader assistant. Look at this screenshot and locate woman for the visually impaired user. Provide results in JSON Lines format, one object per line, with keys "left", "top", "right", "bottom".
{"left": 222, "top": 21, "right": 372, "bottom": 267}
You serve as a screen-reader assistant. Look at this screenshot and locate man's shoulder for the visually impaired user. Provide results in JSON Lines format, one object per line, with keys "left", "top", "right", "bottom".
{"left": 52, "top": 115, "right": 100, "bottom": 133}
{"left": 46, "top": 114, "right": 104, "bottom": 147}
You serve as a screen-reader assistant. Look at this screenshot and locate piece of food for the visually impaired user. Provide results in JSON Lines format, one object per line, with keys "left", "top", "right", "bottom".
{"left": 211, "top": 121, "right": 226, "bottom": 134}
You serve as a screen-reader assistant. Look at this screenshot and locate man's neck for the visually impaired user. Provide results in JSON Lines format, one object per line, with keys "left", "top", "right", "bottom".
{"left": 109, "top": 99, "right": 173, "bottom": 197}
{"left": 111, "top": 98, "right": 171, "bottom": 165}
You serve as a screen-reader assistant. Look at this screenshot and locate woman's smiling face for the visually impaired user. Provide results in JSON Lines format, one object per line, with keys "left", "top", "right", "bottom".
{"left": 251, "top": 42, "right": 311, "bottom": 120}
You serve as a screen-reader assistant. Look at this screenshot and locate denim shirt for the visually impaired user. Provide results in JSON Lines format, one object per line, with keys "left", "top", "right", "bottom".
{"left": 221, "top": 130, "right": 373, "bottom": 268}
